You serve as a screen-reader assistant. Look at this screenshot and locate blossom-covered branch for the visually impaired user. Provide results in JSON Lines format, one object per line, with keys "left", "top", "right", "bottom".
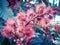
{"left": 1, "top": 4, "right": 58, "bottom": 45}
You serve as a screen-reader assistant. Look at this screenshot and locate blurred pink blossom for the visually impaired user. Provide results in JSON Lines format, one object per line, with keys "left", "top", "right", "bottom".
{"left": 1, "top": 3, "right": 58, "bottom": 45}
{"left": 5, "top": 18, "right": 15, "bottom": 26}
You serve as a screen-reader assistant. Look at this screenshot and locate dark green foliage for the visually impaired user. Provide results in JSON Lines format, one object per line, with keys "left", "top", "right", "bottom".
{"left": 1, "top": 38, "right": 10, "bottom": 45}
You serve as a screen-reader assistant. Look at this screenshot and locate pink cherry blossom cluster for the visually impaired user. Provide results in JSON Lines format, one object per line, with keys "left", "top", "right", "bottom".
{"left": 1, "top": 5, "right": 58, "bottom": 45}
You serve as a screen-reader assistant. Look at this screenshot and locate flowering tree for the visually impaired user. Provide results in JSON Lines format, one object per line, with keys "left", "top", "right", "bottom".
{"left": 1, "top": 4, "right": 58, "bottom": 45}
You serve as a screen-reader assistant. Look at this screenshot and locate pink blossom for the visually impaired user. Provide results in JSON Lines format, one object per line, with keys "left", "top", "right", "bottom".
{"left": 1, "top": 4, "right": 58, "bottom": 45}
{"left": 36, "top": 4, "right": 44, "bottom": 14}
{"left": 51, "top": 10, "right": 58, "bottom": 15}
{"left": 22, "top": 23, "right": 35, "bottom": 41}
{"left": 53, "top": 24, "right": 60, "bottom": 32}
{"left": 25, "top": 28, "right": 35, "bottom": 41}
{"left": 5, "top": 18, "right": 15, "bottom": 26}
{"left": 27, "top": 9, "right": 36, "bottom": 17}
{"left": 16, "top": 12, "right": 26, "bottom": 20}
{"left": 16, "top": 41, "right": 24, "bottom": 45}
{"left": 1, "top": 26, "right": 14, "bottom": 38}
{"left": 43, "top": 6, "right": 52, "bottom": 14}
{"left": 39, "top": 18, "right": 50, "bottom": 27}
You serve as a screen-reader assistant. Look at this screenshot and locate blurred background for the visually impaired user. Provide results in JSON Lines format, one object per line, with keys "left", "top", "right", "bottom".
{"left": 0, "top": 0, "right": 60, "bottom": 45}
